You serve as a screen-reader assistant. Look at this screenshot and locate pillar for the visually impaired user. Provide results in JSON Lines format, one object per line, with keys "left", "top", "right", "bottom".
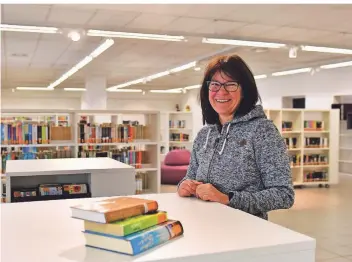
{"left": 81, "top": 75, "right": 107, "bottom": 110}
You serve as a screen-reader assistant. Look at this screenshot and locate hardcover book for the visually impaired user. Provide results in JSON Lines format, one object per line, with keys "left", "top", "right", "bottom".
{"left": 71, "top": 197, "right": 158, "bottom": 223}
{"left": 84, "top": 211, "right": 168, "bottom": 236}
{"left": 84, "top": 220, "right": 184, "bottom": 255}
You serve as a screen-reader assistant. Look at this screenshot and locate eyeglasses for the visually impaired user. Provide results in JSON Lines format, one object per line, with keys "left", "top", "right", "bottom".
{"left": 207, "top": 81, "right": 240, "bottom": 92}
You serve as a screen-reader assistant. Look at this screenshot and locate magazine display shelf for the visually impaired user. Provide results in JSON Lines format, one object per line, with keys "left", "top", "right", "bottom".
{"left": 5, "top": 157, "right": 135, "bottom": 203}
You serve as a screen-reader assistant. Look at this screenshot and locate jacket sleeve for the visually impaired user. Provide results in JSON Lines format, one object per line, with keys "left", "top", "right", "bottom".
{"left": 177, "top": 129, "right": 202, "bottom": 188}
{"left": 228, "top": 120, "right": 295, "bottom": 214}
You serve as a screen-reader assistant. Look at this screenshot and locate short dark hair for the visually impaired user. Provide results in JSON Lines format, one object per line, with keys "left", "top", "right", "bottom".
{"left": 199, "top": 54, "right": 261, "bottom": 125}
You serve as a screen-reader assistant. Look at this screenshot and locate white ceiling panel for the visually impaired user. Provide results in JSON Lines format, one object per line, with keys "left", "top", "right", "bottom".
{"left": 185, "top": 4, "right": 239, "bottom": 19}
{"left": 195, "top": 20, "right": 248, "bottom": 35}
{"left": 124, "top": 13, "right": 177, "bottom": 30}
{"left": 87, "top": 9, "right": 140, "bottom": 29}
{"left": 47, "top": 6, "right": 95, "bottom": 26}
{"left": 163, "top": 17, "right": 209, "bottom": 33}
{"left": 2, "top": 4, "right": 51, "bottom": 25}
{"left": 227, "top": 23, "right": 281, "bottom": 39}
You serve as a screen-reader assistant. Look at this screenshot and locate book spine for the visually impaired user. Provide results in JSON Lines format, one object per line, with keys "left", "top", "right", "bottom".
{"left": 123, "top": 212, "right": 167, "bottom": 236}
{"left": 129, "top": 220, "right": 184, "bottom": 255}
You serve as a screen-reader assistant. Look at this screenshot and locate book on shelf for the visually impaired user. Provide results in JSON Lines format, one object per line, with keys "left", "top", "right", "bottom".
{"left": 1, "top": 121, "right": 71, "bottom": 145}
{"left": 304, "top": 137, "right": 328, "bottom": 148}
{"left": 289, "top": 154, "right": 301, "bottom": 167}
{"left": 1, "top": 147, "right": 73, "bottom": 174}
{"left": 282, "top": 121, "right": 293, "bottom": 131}
{"left": 170, "top": 133, "right": 189, "bottom": 142}
{"left": 78, "top": 121, "right": 148, "bottom": 144}
{"left": 169, "top": 120, "right": 186, "bottom": 129}
{"left": 84, "top": 219, "right": 184, "bottom": 256}
{"left": 303, "top": 154, "right": 328, "bottom": 165}
{"left": 304, "top": 120, "right": 324, "bottom": 131}
{"left": 70, "top": 196, "right": 184, "bottom": 256}
{"left": 284, "top": 137, "right": 299, "bottom": 149}
{"left": 71, "top": 197, "right": 159, "bottom": 223}
{"left": 304, "top": 171, "right": 328, "bottom": 182}
{"left": 77, "top": 146, "right": 148, "bottom": 169}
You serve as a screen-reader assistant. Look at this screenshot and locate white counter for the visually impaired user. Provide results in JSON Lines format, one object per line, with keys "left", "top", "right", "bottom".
{"left": 5, "top": 157, "right": 136, "bottom": 202}
{"left": 1, "top": 193, "right": 316, "bottom": 262}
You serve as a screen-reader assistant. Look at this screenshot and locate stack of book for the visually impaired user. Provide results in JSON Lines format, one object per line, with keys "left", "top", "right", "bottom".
{"left": 70, "top": 196, "right": 184, "bottom": 256}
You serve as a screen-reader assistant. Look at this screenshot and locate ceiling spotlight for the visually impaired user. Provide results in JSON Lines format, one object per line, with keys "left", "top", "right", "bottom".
{"left": 289, "top": 47, "right": 298, "bottom": 58}
{"left": 194, "top": 67, "right": 201, "bottom": 71}
{"left": 68, "top": 31, "right": 81, "bottom": 42}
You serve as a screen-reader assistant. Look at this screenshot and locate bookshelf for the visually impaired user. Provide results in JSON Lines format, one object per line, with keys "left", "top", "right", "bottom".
{"left": 1, "top": 109, "right": 161, "bottom": 196}
{"left": 339, "top": 118, "right": 352, "bottom": 174}
{"left": 160, "top": 111, "right": 193, "bottom": 161}
{"left": 265, "top": 109, "right": 340, "bottom": 188}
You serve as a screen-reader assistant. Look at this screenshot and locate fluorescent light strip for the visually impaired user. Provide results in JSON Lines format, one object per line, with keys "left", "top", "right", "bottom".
{"left": 108, "top": 61, "right": 197, "bottom": 90}
{"left": 108, "top": 89, "right": 143, "bottom": 93}
{"left": 301, "top": 45, "right": 352, "bottom": 55}
{"left": 16, "top": 87, "right": 54, "bottom": 91}
{"left": 87, "top": 30, "right": 185, "bottom": 42}
{"left": 184, "top": 84, "right": 201, "bottom": 90}
{"left": 320, "top": 61, "right": 352, "bottom": 69}
{"left": 0, "top": 24, "right": 58, "bottom": 34}
{"left": 202, "top": 38, "right": 286, "bottom": 48}
{"left": 47, "top": 39, "right": 114, "bottom": 89}
{"left": 150, "top": 89, "right": 182, "bottom": 94}
{"left": 272, "top": 67, "right": 312, "bottom": 76}
{"left": 64, "top": 88, "right": 86, "bottom": 91}
{"left": 254, "top": 74, "right": 267, "bottom": 79}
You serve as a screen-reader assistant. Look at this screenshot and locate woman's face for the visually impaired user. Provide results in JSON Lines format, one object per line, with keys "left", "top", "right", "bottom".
{"left": 208, "top": 71, "right": 242, "bottom": 118}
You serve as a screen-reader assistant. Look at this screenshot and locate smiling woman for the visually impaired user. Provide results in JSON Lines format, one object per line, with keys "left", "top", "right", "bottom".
{"left": 177, "top": 54, "right": 295, "bottom": 220}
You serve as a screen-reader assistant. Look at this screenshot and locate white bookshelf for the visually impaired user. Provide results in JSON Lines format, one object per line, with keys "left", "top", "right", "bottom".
{"left": 265, "top": 109, "right": 340, "bottom": 188}
{"left": 339, "top": 119, "right": 352, "bottom": 174}
{"left": 1, "top": 109, "right": 161, "bottom": 197}
{"left": 160, "top": 111, "right": 193, "bottom": 161}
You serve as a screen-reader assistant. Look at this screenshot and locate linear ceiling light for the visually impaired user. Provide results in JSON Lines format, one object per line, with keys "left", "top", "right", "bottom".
{"left": 254, "top": 74, "right": 267, "bottom": 79}
{"left": 0, "top": 24, "right": 58, "bottom": 34}
{"left": 107, "top": 61, "right": 197, "bottom": 90}
{"left": 320, "top": 61, "right": 352, "bottom": 69}
{"left": 149, "top": 89, "right": 183, "bottom": 94}
{"left": 16, "top": 87, "right": 54, "bottom": 91}
{"left": 64, "top": 88, "right": 86, "bottom": 91}
{"left": 107, "top": 89, "right": 143, "bottom": 93}
{"left": 301, "top": 45, "right": 352, "bottom": 55}
{"left": 202, "top": 38, "right": 286, "bottom": 48}
{"left": 184, "top": 84, "right": 201, "bottom": 90}
{"left": 47, "top": 38, "right": 114, "bottom": 89}
{"left": 272, "top": 67, "right": 312, "bottom": 76}
{"left": 87, "top": 29, "right": 186, "bottom": 42}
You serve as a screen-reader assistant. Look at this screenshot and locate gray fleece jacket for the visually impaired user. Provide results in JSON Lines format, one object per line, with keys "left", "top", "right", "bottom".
{"left": 180, "top": 105, "right": 295, "bottom": 220}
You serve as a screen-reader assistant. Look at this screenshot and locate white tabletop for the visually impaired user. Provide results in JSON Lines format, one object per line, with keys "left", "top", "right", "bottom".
{"left": 1, "top": 193, "right": 315, "bottom": 262}
{"left": 5, "top": 157, "right": 134, "bottom": 176}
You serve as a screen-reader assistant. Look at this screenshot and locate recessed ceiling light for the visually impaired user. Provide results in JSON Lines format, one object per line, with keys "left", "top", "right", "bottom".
{"left": 272, "top": 67, "right": 312, "bottom": 76}
{"left": 202, "top": 38, "right": 286, "bottom": 49}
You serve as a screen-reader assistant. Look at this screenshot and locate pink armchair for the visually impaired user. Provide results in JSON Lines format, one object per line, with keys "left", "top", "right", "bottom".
{"left": 161, "top": 149, "right": 191, "bottom": 185}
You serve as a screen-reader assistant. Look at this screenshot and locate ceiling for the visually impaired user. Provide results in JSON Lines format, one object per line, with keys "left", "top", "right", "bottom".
{"left": 1, "top": 4, "right": 352, "bottom": 91}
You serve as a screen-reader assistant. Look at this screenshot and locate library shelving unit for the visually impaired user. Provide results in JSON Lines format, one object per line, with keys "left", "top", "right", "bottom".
{"left": 264, "top": 108, "right": 340, "bottom": 188}
{"left": 160, "top": 111, "right": 193, "bottom": 161}
{"left": 1, "top": 109, "right": 161, "bottom": 199}
{"left": 339, "top": 115, "right": 352, "bottom": 174}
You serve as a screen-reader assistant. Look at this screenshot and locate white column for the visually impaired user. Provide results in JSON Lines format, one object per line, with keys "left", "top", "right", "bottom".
{"left": 81, "top": 76, "right": 107, "bottom": 110}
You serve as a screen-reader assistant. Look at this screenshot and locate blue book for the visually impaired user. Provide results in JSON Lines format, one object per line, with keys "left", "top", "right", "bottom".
{"left": 84, "top": 220, "right": 183, "bottom": 256}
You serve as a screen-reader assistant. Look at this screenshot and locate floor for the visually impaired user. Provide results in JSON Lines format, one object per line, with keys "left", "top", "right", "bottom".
{"left": 161, "top": 173, "right": 352, "bottom": 262}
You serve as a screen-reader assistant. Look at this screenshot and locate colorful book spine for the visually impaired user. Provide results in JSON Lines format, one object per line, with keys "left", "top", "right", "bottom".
{"left": 84, "top": 220, "right": 184, "bottom": 255}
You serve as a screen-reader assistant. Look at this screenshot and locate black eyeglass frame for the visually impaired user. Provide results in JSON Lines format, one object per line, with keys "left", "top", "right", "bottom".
{"left": 206, "top": 80, "right": 240, "bottom": 93}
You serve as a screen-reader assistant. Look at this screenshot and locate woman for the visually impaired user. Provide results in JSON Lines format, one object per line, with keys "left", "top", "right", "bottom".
{"left": 177, "top": 54, "right": 294, "bottom": 220}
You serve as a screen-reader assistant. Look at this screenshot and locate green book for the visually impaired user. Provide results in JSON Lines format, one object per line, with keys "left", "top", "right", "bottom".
{"left": 84, "top": 211, "right": 167, "bottom": 236}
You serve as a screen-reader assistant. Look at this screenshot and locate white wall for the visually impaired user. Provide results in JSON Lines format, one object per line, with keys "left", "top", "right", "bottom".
{"left": 181, "top": 67, "right": 352, "bottom": 135}
{"left": 257, "top": 67, "right": 352, "bottom": 109}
